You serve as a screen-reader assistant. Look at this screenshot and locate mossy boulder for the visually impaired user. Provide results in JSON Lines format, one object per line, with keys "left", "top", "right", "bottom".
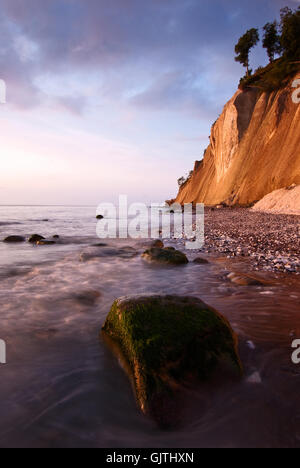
{"left": 102, "top": 295, "right": 242, "bottom": 427}
{"left": 142, "top": 247, "right": 188, "bottom": 265}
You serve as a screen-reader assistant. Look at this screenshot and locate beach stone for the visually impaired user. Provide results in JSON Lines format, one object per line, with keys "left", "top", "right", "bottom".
{"left": 4, "top": 236, "right": 25, "bottom": 243}
{"left": 142, "top": 247, "right": 188, "bottom": 265}
{"left": 29, "top": 234, "right": 45, "bottom": 243}
{"left": 102, "top": 295, "right": 242, "bottom": 427}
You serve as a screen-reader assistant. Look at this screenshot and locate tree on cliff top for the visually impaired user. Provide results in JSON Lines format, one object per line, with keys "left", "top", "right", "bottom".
{"left": 280, "top": 6, "right": 300, "bottom": 59}
{"left": 263, "top": 21, "right": 281, "bottom": 63}
{"left": 235, "top": 28, "right": 260, "bottom": 76}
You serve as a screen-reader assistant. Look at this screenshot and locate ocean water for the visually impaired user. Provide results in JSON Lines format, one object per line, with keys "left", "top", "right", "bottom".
{"left": 0, "top": 205, "right": 299, "bottom": 448}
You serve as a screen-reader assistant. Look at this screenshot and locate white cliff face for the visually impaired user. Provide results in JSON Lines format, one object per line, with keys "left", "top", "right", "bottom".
{"left": 175, "top": 77, "right": 300, "bottom": 206}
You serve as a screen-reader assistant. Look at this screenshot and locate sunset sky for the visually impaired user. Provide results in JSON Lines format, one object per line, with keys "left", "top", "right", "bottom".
{"left": 0, "top": 0, "right": 298, "bottom": 205}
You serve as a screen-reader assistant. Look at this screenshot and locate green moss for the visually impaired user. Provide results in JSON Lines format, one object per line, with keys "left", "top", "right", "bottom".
{"left": 142, "top": 247, "right": 189, "bottom": 265}
{"left": 102, "top": 295, "right": 242, "bottom": 426}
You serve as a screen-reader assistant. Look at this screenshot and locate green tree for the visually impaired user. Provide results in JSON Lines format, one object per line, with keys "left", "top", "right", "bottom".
{"left": 235, "top": 28, "right": 260, "bottom": 76}
{"left": 263, "top": 21, "right": 281, "bottom": 63}
{"left": 280, "top": 6, "right": 300, "bottom": 59}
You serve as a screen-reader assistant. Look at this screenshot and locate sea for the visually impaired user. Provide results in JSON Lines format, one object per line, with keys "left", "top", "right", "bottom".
{"left": 0, "top": 205, "right": 299, "bottom": 448}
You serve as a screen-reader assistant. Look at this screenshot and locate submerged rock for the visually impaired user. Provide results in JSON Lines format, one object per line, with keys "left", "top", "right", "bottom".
{"left": 193, "top": 257, "right": 209, "bottom": 265}
{"left": 36, "top": 240, "right": 56, "bottom": 246}
{"left": 75, "top": 290, "right": 101, "bottom": 306}
{"left": 102, "top": 295, "right": 242, "bottom": 428}
{"left": 3, "top": 236, "right": 25, "bottom": 243}
{"left": 28, "top": 234, "right": 45, "bottom": 243}
{"left": 80, "top": 246, "right": 137, "bottom": 262}
{"left": 227, "top": 272, "right": 265, "bottom": 286}
{"left": 142, "top": 247, "right": 188, "bottom": 265}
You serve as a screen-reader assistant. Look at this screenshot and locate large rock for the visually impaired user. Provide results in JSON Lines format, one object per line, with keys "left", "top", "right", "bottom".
{"left": 3, "top": 236, "right": 25, "bottom": 243}
{"left": 102, "top": 295, "right": 242, "bottom": 427}
{"left": 142, "top": 247, "right": 188, "bottom": 265}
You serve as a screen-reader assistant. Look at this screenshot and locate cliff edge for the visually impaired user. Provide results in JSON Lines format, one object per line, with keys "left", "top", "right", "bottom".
{"left": 175, "top": 76, "right": 300, "bottom": 206}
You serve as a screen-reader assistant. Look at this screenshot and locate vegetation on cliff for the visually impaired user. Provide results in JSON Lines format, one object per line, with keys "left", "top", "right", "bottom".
{"left": 236, "top": 6, "right": 300, "bottom": 91}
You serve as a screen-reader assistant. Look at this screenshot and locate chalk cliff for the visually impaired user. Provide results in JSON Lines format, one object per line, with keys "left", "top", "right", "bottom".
{"left": 175, "top": 77, "right": 300, "bottom": 206}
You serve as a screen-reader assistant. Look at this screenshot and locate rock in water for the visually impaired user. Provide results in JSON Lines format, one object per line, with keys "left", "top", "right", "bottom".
{"left": 36, "top": 240, "right": 56, "bottom": 246}
{"left": 193, "top": 257, "right": 209, "bottom": 265}
{"left": 150, "top": 239, "right": 164, "bottom": 249}
{"left": 227, "top": 272, "right": 265, "bottom": 286}
{"left": 102, "top": 295, "right": 242, "bottom": 427}
{"left": 3, "top": 236, "right": 25, "bottom": 243}
{"left": 28, "top": 234, "right": 45, "bottom": 243}
{"left": 142, "top": 247, "right": 188, "bottom": 265}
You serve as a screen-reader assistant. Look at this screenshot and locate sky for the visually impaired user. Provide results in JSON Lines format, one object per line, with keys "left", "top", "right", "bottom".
{"left": 0, "top": 0, "right": 299, "bottom": 205}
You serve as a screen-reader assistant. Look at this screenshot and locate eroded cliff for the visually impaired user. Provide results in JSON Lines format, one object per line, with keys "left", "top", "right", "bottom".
{"left": 175, "top": 77, "right": 300, "bottom": 206}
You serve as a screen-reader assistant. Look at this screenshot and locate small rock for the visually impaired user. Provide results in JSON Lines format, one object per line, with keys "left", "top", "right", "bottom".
{"left": 75, "top": 290, "right": 101, "bottom": 306}
{"left": 3, "top": 236, "right": 25, "bottom": 243}
{"left": 227, "top": 273, "right": 264, "bottom": 286}
{"left": 193, "top": 257, "right": 209, "bottom": 265}
{"left": 36, "top": 240, "right": 56, "bottom": 246}
{"left": 142, "top": 247, "right": 189, "bottom": 265}
{"left": 28, "top": 234, "right": 45, "bottom": 244}
{"left": 96, "top": 215, "right": 104, "bottom": 220}
{"left": 151, "top": 239, "right": 164, "bottom": 249}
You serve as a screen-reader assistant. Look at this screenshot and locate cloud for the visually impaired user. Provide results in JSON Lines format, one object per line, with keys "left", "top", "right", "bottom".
{"left": 0, "top": 0, "right": 298, "bottom": 114}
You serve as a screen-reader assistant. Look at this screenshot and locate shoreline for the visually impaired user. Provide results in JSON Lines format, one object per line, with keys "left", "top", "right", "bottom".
{"left": 190, "top": 207, "right": 300, "bottom": 275}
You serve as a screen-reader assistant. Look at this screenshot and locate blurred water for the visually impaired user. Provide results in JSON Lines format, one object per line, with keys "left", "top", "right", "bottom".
{"left": 0, "top": 206, "right": 299, "bottom": 448}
